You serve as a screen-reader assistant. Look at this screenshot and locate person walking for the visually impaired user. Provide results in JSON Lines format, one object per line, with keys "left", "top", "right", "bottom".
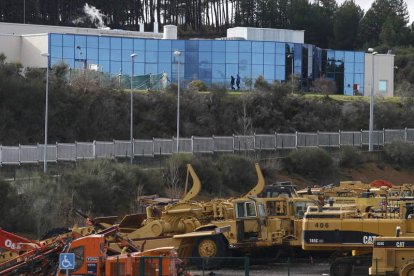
{"left": 230, "top": 75, "right": 235, "bottom": 90}
{"left": 236, "top": 74, "right": 241, "bottom": 90}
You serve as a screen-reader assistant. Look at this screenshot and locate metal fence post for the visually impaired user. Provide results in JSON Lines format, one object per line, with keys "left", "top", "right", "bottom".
{"left": 56, "top": 142, "right": 58, "bottom": 162}
{"left": 212, "top": 135, "right": 215, "bottom": 154}
{"left": 75, "top": 141, "right": 78, "bottom": 160}
{"left": 275, "top": 132, "right": 277, "bottom": 151}
{"left": 244, "top": 256, "right": 250, "bottom": 276}
{"left": 18, "top": 143, "right": 21, "bottom": 165}
{"left": 93, "top": 140, "right": 96, "bottom": 159}
{"left": 405, "top": 127, "right": 408, "bottom": 142}
{"left": 383, "top": 128, "right": 385, "bottom": 146}
{"left": 132, "top": 138, "right": 135, "bottom": 160}
{"left": 295, "top": 131, "right": 298, "bottom": 149}
{"left": 317, "top": 130, "right": 319, "bottom": 147}
{"left": 0, "top": 144, "right": 2, "bottom": 166}
{"left": 338, "top": 129, "right": 341, "bottom": 148}
{"left": 360, "top": 129, "right": 363, "bottom": 149}
{"left": 191, "top": 136, "right": 194, "bottom": 153}
{"left": 233, "top": 134, "right": 235, "bottom": 153}
{"left": 253, "top": 133, "right": 256, "bottom": 152}
{"left": 152, "top": 137, "right": 155, "bottom": 156}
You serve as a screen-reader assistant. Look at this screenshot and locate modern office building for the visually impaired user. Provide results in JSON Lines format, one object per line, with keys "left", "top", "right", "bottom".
{"left": 0, "top": 22, "right": 395, "bottom": 96}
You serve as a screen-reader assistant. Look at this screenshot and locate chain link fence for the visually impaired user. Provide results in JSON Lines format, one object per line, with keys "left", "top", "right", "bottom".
{"left": 1, "top": 128, "right": 414, "bottom": 165}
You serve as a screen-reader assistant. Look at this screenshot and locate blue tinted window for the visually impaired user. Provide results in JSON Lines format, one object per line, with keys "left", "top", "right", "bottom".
{"left": 75, "top": 47, "right": 85, "bottom": 59}
{"left": 295, "top": 66, "right": 302, "bottom": 75}
{"left": 199, "top": 41, "right": 212, "bottom": 52}
{"left": 172, "top": 52, "right": 185, "bottom": 63}
{"left": 226, "top": 64, "right": 238, "bottom": 79}
{"left": 146, "top": 52, "right": 158, "bottom": 63}
{"left": 75, "top": 35, "right": 86, "bottom": 48}
{"left": 51, "top": 58, "right": 63, "bottom": 66}
{"left": 344, "top": 62, "right": 354, "bottom": 73}
{"left": 99, "top": 60, "right": 110, "bottom": 72}
{"left": 111, "top": 49, "right": 122, "bottom": 61}
{"left": 276, "top": 43, "right": 285, "bottom": 55}
{"left": 186, "top": 41, "right": 198, "bottom": 52}
{"left": 99, "top": 48, "right": 110, "bottom": 60}
{"left": 264, "top": 65, "right": 275, "bottom": 81}
{"left": 355, "top": 52, "right": 364, "bottom": 63}
{"left": 276, "top": 54, "right": 285, "bottom": 66}
{"left": 239, "top": 52, "right": 251, "bottom": 65}
{"left": 99, "top": 37, "right": 110, "bottom": 48}
{"left": 335, "top": 51, "right": 345, "bottom": 62}
{"left": 264, "top": 42, "right": 275, "bottom": 54}
{"left": 344, "top": 73, "right": 354, "bottom": 95}
{"left": 226, "top": 52, "right": 238, "bottom": 64}
{"left": 264, "top": 54, "right": 275, "bottom": 65}
{"left": 63, "top": 58, "right": 74, "bottom": 68}
{"left": 199, "top": 52, "right": 212, "bottom": 64}
{"left": 87, "top": 48, "right": 98, "bottom": 60}
{"left": 159, "top": 40, "right": 172, "bottom": 51}
{"left": 327, "top": 50, "right": 335, "bottom": 61}
{"left": 226, "top": 41, "right": 238, "bottom": 52}
{"left": 145, "top": 63, "right": 158, "bottom": 74}
{"left": 286, "top": 43, "right": 294, "bottom": 54}
{"left": 51, "top": 34, "right": 62, "bottom": 46}
{"left": 146, "top": 40, "right": 158, "bottom": 51}
{"left": 63, "top": 35, "right": 74, "bottom": 47}
{"left": 63, "top": 47, "right": 74, "bottom": 58}
{"left": 134, "top": 39, "right": 145, "bottom": 51}
{"left": 122, "top": 38, "right": 133, "bottom": 50}
{"left": 87, "top": 59, "right": 98, "bottom": 69}
{"left": 239, "top": 41, "right": 251, "bottom": 52}
{"left": 122, "top": 61, "right": 132, "bottom": 75}
{"left": 122, "top": 50, "right": 135, "bottom": 61}
{"left": 212, "top": 63, "right": 225, "bottom": 79}
{"left": 199, "top": 63, "right": 212, "bottom": 79}
{"left": 276, "top": 66, "right": 285, "bottom": 81}
{"left": 185, "top": 64, "right": 199, "bottom": 79}
{"left": 51, "top": 46, "right": 62, "bottom": 58}
{"left": 212, "top": 51, "right": 225, "bottom": 63}
{"left": 252, "top": 42, "right": 264, "bottom": 53}
{"left": 87, "top": 36, "right": 98, "bottom": 48}
{"left": 294, "top": 56, "right": 301, "bottom": 68}
{"left": 133, "top": 63, "right": 145, "bottom": 75}
{"left": 186, "top": 52, "right": 198, "bottom": 64}
{"left": 110, "top": 61, "right": 122, "bottom": 74}
{"left": 111, "top": 38, "right": 122, "bottom": 49}
{"left": 354, "top": 73, "right": 364, "bottom": 87}
{"left": 159, "top": 51, "right": 172, "bottom": 63}
{"left": 252, "top": 64, "right": 263, "bottom": 79}
{"left": 172, "top": 40, "right": 185, "bottom": 51}
{"left": 171, "top": 63, "right": 184, "bottom": 82}
{"left": 354, "top": 62, "right": 364, "bottom": 74}
{"left": 345, "top": 51, "right": 354, "bottom": 62}
{"left": 252, "top": 53, "right": 263, "bottom": 64}
{"left": 212, "top": 41, "right": 225, "bottom": 52}
{"left": 238, "top": 65, "right": 251, "bottom": 80}
{"left": 159, "top": 63, "right": 172, "bottom": 77}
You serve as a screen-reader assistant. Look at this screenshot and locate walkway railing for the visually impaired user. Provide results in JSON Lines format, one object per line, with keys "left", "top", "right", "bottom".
{"left": 1, "top": 128, "right": 413, "bottom": 165}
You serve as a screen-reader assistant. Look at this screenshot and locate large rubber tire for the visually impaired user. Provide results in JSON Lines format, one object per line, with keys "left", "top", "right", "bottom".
{"left": 330, "top": 261, "right": 353, "bottom": 276}
{"left": 192, "top": 235, "right": 228, "bottom": 270}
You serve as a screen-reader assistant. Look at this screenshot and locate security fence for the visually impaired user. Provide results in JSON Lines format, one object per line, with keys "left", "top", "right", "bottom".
{"left": 1, "top": 128, "right": 413, "bottom": 165}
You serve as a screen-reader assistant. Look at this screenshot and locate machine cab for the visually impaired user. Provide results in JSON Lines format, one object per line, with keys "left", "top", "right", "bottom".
{"left": 234, "top": 199, "right": 266, "bottom": 242}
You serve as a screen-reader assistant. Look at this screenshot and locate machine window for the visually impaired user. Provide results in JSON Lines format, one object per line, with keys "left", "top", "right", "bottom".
{"left": 236, "top": 202, "right": 257, "bottom": 218}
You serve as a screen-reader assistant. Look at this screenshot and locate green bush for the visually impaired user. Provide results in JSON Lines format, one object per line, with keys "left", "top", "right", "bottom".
{"left": 282, "top": 148, "right": 336, "bottom": 181}
{"left": 254, "top": 75, "right": 271, "bottom": 92}
{"left": 187, "top": 80, "right": 207, "bottom": 92}
{"left": 339, "top": 146, "right": 363, "bottom": 168}
{"left": 383, "top": 141, "right": 414, "bottom": 167}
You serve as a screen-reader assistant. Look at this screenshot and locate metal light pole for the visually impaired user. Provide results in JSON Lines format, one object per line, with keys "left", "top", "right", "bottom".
{"left": 288, "top": 54, "right": 294, "bottom": 93}
{"left": 41, "top": 53, "right": 50, "bottom": 173}
{"left": 174, "top": 50, "right": 181, "bottom": 153}
{"left": 368, "top": 48, "right": 377, "bottom": 152}
{"left": 130, "top": 53, "right": 137, "bottom": 164}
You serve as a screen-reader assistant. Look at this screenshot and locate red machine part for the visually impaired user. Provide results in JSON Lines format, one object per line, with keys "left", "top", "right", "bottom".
{"left": 370, "top": 180, "right": 393, "bottom": 188}
{"left": 0, "top": 228, "right": 39, "bottom": 252}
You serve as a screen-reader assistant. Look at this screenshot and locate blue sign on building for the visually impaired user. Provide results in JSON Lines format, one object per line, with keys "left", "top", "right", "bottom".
{"left": 59, "top": 253, "right": 75, "bottom": 270}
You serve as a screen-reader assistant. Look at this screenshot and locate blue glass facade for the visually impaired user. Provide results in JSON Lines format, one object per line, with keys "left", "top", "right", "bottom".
{"left": 49, "top": 33, "right": 365, "bottom": 94}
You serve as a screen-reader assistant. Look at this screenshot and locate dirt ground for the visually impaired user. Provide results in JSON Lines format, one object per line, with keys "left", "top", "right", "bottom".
{"left": 274, "top": 162, "right": 414, "bottom": 189}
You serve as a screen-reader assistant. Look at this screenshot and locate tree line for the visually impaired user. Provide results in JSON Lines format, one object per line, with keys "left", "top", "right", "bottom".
{"left": 0, "top": 0, "right": 412, "bottom": 49}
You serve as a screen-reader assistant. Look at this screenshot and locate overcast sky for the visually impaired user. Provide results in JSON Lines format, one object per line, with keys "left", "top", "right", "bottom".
{"left": 336, "top": 0, "right": 413, "bottom": 24}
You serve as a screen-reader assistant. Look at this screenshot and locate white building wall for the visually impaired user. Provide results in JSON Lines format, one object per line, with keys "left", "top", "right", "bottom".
{"left": 227, "top": 27, "right": 304, "bottom": 43}
{"left": 21, "top": 34, "right": 48, "bottom": 68}
{"left": 364, "top": 54, "right": 395, "bottom": 97}
{"left": 0, "top": 34, "right": 21, "bottom": 63}
{"left": 0, "top": 22, "right": 163, "bottom": 39}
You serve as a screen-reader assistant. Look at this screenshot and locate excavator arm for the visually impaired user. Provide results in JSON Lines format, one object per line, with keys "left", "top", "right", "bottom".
{"left": 181, "top": 164, "right": 202, "bottom": 202}
{"left": 244, "top": 163, "right": 265, "bottom": 197}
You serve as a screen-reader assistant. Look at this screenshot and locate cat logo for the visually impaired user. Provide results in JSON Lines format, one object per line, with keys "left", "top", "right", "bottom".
{"left": 363, "top": 236, "right": 377, "bottom": 244}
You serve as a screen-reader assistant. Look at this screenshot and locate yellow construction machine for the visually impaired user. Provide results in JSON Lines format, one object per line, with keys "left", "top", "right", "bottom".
{"left": 302, "top": 199, "right": 414, "bottom": 276}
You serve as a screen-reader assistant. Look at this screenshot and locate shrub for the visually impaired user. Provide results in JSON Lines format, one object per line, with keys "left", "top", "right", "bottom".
{"left": 282, "top": 148, "right": 336, "bottom": 181}
{"left": 311, "top": 77, "right": 337, "bottom": 95}
{"left": 187, "top": 80, "right": 207, "bottom": 92}
{"left": 383, "top": 141, "right": 414, "bottom": 167}
{"left": 339, "top": 146, "right": 363, "bottom": 168}
{"left": 254, "top": 75, "right": 271, "bottom": 92}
